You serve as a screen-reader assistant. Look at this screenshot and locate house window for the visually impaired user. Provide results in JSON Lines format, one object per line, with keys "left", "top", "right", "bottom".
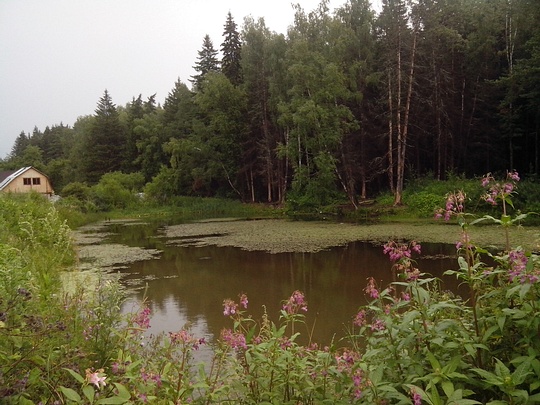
{"left": 23, "top": 178, "right": 31, "bottom": 185}
{"left": 32, "top": 178, "right": 41, "bottom": 185}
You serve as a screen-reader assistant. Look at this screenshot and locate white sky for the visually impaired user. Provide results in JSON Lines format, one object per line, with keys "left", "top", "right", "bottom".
{"left": 0, "top": 0, "right": 380, "bottom": 159}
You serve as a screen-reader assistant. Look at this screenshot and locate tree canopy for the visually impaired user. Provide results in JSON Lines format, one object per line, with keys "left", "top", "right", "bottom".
{"left": 3, "top": 1, "right": 539, "bottom": 208}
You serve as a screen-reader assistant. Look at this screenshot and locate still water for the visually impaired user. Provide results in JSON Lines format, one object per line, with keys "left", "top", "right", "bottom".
{"left": 102, "top": 221, "right": 459, "bottom": 347}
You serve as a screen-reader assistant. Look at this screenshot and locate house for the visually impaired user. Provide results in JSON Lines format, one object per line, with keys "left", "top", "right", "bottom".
{"left": 0, "top": 166, "right": 54, "bottom": 197}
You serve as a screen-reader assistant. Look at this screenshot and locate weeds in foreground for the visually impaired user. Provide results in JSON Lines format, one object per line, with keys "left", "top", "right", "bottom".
{"left": 2, "top": 172, "right": 540, "bottom": 404}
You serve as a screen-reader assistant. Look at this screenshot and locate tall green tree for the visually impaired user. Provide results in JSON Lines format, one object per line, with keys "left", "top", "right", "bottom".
{"left": 332, "top": 0, "right": 379, "bottom": 204}
{"left": 242, "top": 17, "right": 289, "bottom": 203}
{"left": 83, "top": 90, "right": 125, "bottom": 183}
{"left": 377, "top": 0, "right": 417, "bottom": 205}
{"left": 191, "top": 35, "right": 220, "bottom": 91}
{"left": 279, "top": 2, "right": 358, "bottom": 209}
{"left": 167, "top": 73, "right": 248, "bottom": 197}
{"left": 221, "top": 12, "right": 242, "bottom": 86}
{"left": 9, "top": 131, "right": 30, "bottom": 160}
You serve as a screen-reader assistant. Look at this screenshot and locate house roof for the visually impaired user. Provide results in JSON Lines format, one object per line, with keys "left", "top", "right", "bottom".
{"left": 0, "top": 166, "right": 35, "bottom": 190}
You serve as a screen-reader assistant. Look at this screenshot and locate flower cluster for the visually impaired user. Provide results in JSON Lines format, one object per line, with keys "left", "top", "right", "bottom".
{"left": 455, "top": 231, "right": 472, "bottom": 250}
{"left": 223, "top": 298, "right": 238, "bottom": 316}
{"left": 85, "top": 368, "right": 107, "bottom": 389}
{"left": 370, "top": 318, "right": 386, "bottom": 332}
{"left": 434, "top": 190, "right": 466, "bottom": 221}
{"left": 481, "top": 170, "right": 519, "bottom": 206}
{"left": 364, "top": 277, "right": 379, "bottom": 299}
{"left": 282, "top": 290, "right": 308, "bottom": 314}
{"left": 353, "top": 309, "right": 367, "bottom": 327}
{"left": 508, "top": 249, "right": 540, "bottom": 284}
{"left": 223, "top": 293, "right": 249, "bottom": 316}
{"left": 140, "top": 369, "right": 163, "bottom": 387}
{"left": 133, "top": 305, "right": 151, "bottom": 330}
{"left": 383, "top": 240, "right": 421, "bottom": 262}
{"left": 221, "top": 328, "right": 247, "bottom": 350}
{"left": 169, "top": 329, "right": 206, "bottom": 350}
{"left": 335, "top": 350, "right": 364, "bottom": 399}
{"left": 383, "top": 241, "right": 422, "bottom": 281}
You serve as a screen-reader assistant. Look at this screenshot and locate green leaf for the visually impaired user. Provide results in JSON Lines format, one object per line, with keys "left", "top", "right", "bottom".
{"left": 59, "top": 386, "right": 82, "bottom": 403}
{"left": 443, "top": 356, "right": 462, "bottom": 375}
{"left": 494, "top": 359, "right": 511, "bottom": 378}
{"left": 426, "top": 351, "right": 441, "bottom": 372}
{"left": 472, "top": 368, "right": 503, "bottom": 386}
{"left": 96, "top": 396, "right": 130, "bottom": 404}
{"left": 113, "top": 383, "right": 131, "bottom": 400}
{"left": 512, "top": 359, "right": 532, "bottom": 385}
{"left": 83, "top": 385, "right": 95, "bottom": 403}
{"left": 63, "top": 368, "right": 85, "bottom": 384}
{"left": 441, "top": 380, "right": 454, "bottom": 398}
{"left": 519, "top": 283, "right": 532, "bottom": 300}
{"left": 497, "top": 315, "right": 506, "bottom": 332}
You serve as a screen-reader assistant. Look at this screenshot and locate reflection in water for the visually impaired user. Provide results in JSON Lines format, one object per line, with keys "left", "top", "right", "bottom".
{"left": 108, "top": 223, "right": 459, "bottom": 347}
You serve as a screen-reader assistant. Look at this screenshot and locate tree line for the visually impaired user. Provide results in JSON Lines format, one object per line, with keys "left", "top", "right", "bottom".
{"left": 2, "top": 0, "right": 539, "bottom": 208}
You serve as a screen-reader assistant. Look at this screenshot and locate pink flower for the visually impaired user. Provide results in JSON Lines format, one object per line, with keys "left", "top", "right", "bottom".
{"left": 370, "top": 318, "right": 386, "bottom": 331}
{"left": 282, "top": 290, "right": 308, "bottom": 314}
{"left": 133, "top": 306, "right": 151, "bottom": 329}
{"left": 223, "top": 298, "right": 238, "bottom": 316}
{"left": 239, "top": 293, "right": 248, "bottom": 309}
{"left": 353, "top": 309, "right": 366, "bottom": 326}
{"left": 508, "top": 170, "right": 520, "bottom": 182}
{"left": 435, "top": 191, "right": 467, "bottom": 221}
{"left": 364, "top": 277, "right": 379, "bottom": 299}
{"left": 86, "top": 368, "right": 107, "bottom": 389}
{"left": 411, "top": 388, "right": 422, "bottom": 405}
{"left": 383, "top": 240, "right": 421, "bottom": 262}
{"left": 221, "top": 328, "right": 247, "bottom": 350}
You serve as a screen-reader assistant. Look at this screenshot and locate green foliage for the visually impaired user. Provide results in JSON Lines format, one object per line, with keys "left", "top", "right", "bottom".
{"left": 4, "top": 171, "right": 540, "bottom": 403}
{"left": 403, "top": 191, "right": 444, "bottom": 218}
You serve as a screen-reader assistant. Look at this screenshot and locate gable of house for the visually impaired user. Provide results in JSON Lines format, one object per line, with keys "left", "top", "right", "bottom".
{"left": 0, "top": 167, "right": 54, "bottom": 196}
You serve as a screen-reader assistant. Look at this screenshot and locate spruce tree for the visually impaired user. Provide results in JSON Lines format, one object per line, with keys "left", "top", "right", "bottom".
{"left": 221, "top": 12, "right": 242, "bottom": 85}
{"left": 191, "top": 35, "right": 220, "bottom": 91}
{"left": 10, "top": 131, "right": 30, "bottom": 159}
{"left": 83, "top": 89, "right": 125, "bottom": 183}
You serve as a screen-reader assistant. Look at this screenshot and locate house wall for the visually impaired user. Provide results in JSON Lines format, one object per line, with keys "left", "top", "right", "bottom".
{"left": 2, "top": 168, "right": 54, "bottom": 195}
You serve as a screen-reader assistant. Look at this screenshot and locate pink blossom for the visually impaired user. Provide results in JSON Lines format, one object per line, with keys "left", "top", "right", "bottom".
{"left": 508, "top": 170, "right": 520, "bottom": 182}
{"left": 221, "top": 328, "right": 247, "bottom": 350}
{"left": 239, "top": 293, "right": 249, "bottom": 309}
{"left": 223, "top": 298, "right": 238, "bottom": 316}
{"left": 86, "top": 368, "right": 107, "bottom": 389}
{"left": 282, "top": 290, "right": 308, "bottom": 314}
{"left": 383, "top": 240, "right": 421, "bottom": 262}
{"left": 411, "top": 389, "right": 422, "bottom": 405}
{"left": 133, "top": 306, "right": 151, "bottom": 329}
{"left": 364, "top": 277, "right": 379, "bottom": 299}
{"left": 370, "top": 318, "right": 386, "bottom": 331}
{"left": 353, "top": 309, "right": 366, "bottom": 326}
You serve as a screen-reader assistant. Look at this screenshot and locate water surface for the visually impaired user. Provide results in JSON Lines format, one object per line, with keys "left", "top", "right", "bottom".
{"left": 100, "top": 222, "right": 459, "bottom": 346}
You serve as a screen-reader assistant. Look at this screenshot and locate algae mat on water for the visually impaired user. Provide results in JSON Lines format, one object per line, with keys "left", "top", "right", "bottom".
{"left": 163, "top": 219, "right": 540, "bottom": 253}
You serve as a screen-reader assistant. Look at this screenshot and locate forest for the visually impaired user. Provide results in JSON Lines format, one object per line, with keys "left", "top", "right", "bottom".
{"left": 1, "top": 0, "right": 539, "bottom": 209}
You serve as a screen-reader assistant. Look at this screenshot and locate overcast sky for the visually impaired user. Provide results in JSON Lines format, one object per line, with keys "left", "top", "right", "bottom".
{"left": 0, "top": 0, "right": 380, "bottom": 159}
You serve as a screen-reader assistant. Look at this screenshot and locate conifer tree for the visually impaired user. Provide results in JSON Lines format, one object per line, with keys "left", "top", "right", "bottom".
{"left": 83, "top": 90, "right": 125, "bottom": 183}
{"left": 221, "top": 12, "right": 242, "bottom": 85}
{"left": 191, "top": 35, "right": 220, "bottom": 91}
{"left": 10, "top": 131, "right": 30, "bottom": 159}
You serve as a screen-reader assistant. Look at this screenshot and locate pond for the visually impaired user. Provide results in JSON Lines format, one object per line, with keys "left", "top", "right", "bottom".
{"left": 80, "top": 219, "right": 462, "bottom": 349}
